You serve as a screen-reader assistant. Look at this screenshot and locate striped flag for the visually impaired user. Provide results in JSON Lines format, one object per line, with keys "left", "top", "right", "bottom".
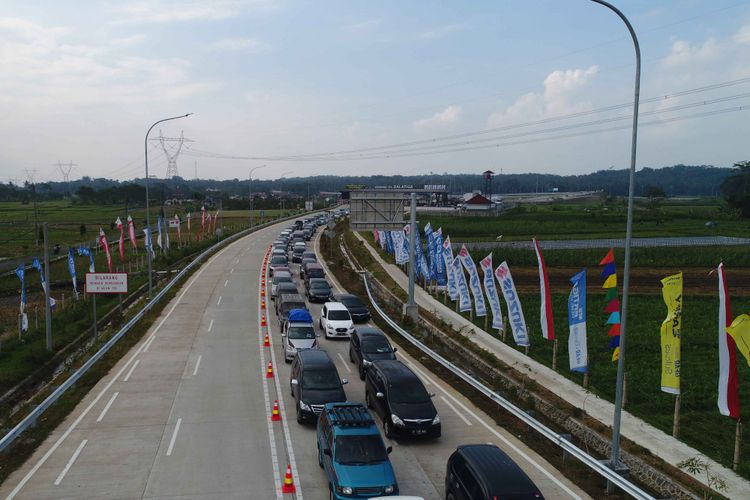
{"left": 533, "top": 238, "right": 554, "bottom": 341}
{"left": 116, "top": 217, "right": 125, "bottom": 261}
{"left": 127, "top": 215, "right": 137, "bottom": 251}
{"left": 99, "top": 228, "right": 113, "bottom": 272}
{"left": 717, "top": 263, "right": 740, "bottom": 419}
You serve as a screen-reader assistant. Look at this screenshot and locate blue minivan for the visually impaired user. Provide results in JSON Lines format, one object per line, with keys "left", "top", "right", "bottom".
{"left": 317, "top": 403, "right": 398, "bottom": 499}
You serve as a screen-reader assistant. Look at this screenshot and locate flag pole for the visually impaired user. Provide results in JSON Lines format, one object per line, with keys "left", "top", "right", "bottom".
{"left": 552, "top": 339, "right": 558, "bottom": 371}
{"left": 734, "top": 420, "right": 742, "bottom": 471}
{"left": 672, "top": 394, "right": 681, "bottom": 438}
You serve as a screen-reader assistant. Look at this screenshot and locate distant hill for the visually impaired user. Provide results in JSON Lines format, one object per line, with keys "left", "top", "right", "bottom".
{"left": 0, "top": 164, "right": 733, "bottom": 202}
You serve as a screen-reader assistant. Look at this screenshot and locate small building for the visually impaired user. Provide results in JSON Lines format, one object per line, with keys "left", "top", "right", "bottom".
{"left": 462, "top": 193, "right": 493, "bottom": 211}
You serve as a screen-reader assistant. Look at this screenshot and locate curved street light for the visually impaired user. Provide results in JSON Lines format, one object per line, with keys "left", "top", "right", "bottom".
{"left": 144, "top": 113, "right": 193, "bottom": 299}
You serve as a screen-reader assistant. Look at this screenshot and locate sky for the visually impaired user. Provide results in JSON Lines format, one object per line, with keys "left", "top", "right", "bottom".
{"left": 1, "top": 0, "right": 749, "bottom": 183}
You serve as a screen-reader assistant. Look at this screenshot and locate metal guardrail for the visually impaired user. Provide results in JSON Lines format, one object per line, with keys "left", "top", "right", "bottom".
{"left": 361, "top": 273, "right": 655, "bottom": 500}
{"left": 0, "top": 213, "right": 314, "bottom": 452}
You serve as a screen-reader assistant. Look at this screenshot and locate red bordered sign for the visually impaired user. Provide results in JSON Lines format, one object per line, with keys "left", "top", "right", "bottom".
{"left": 85, "top": 273, "right": 128, "bottom": 294}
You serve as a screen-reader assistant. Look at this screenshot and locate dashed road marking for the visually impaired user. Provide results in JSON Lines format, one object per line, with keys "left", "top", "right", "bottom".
{"left": 123, "top": 360, "right": 140, "bottom": 382}
{"left": 192, "top": 355, "right": 202, "bottom": 376}
{"left": 166, "top": 418, "right": 182, "bottom": 457}
{"left": 54, "top": 439, "right": 88, "bottom": 486}
{"left": 96, "top": 392, "right": 119, "bottom": 423}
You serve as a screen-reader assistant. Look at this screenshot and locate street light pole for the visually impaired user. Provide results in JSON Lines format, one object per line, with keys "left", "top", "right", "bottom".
{"left": 249, "top": 165, "right": 266, "bottom": 227}
{"left": 590, "top": 0, "right": 641, "bottom": 475}
{"left": 144, "top": 113, "right": 192, "bottom": 300}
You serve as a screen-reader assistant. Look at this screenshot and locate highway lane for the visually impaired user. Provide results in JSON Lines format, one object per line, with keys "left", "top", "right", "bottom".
{"left": 263, "top": 230, "right": 589, "bottom": 499}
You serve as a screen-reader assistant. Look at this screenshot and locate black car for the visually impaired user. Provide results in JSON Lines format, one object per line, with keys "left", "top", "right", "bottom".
{"left": 334, "top": 293, "right": 370, "bottom": 323}
{"left": 445, "top": 444, "right": 544, "bottom": 500}
{"left": 290, "top": 349, "right": 348, "bottom": 423}
{"left": 349, "top": 327, "right": 397, "bottom": 380}
{"left": 306, "top": 278, "right": 333, "bottom": 303}
{"left": 273, "top": 282, "right": 298, "bottom": 303}
{"left": 365, "top": 360, "right": 440, "bottom": 439}
{"left": 299, "top": 258, "right": 317, "bottom": 279}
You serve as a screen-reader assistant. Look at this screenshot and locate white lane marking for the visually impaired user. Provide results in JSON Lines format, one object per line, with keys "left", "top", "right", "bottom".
{"left": 96, "top": 392, "right": 119, "bottom": 423}
{"left": 336, "top": 353, "right": 352, "bottom": 373}
{"left": 216, "top": 296, "right": 222, "bottom": 306}
{"left": 142, "top": 334, "right": 156, "bottom": 352}
{"left": 166, "top": 418, "right": 182, "bottom": 456}
{"left": 257, "top": 264, "right": 284, "bottom": 500}
{"left": 230, "top": 268, "right": 235, "bottom": 274}
{"left": 54, "top": 439, "right": 88, "bottom": 486}
{"left": 439, "top": 395, "right": 472, "bottom": 426}
{"left": 5, "top": 236, "right": 237, "bottom": 500}
{"left": 234, "top": 258, "right": 239, "bottom": 264}
{"left": 123, "top": 360, "right": 140, "bottom": 382}
{"left": 192, "top": 355, "right": 202, "bottom": 376}
{"left": 224, "top": 279, "right": 229, "bottom": 287}
{"left": 207, "top": 319, "right": 214, "bottom": 332}
{"left": 406, "top": 363, "right": 582, "bottom": 499}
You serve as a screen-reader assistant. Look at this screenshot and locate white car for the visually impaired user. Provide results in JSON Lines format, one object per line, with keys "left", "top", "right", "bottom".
{"left": 319, "top": 302, "right": 354, "bottom": 339}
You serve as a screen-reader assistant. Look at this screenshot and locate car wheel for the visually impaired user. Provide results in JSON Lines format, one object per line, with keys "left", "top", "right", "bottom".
{"left": 447, "top": 494, "right": 456, "bottom": 500}
{"left": 329, "top": 487, "right": 334, "bottom": 500}
{"left": 384, "top": 418, "right": 394, "bottom": 439}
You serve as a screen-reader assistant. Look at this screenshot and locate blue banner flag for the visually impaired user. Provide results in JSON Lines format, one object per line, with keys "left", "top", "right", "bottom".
{"left": 442, "top": 236, "right": 458, "bottom": 300}
{"left": 424, "top": 223, "right": 435, "bottom": 281}
{"left": 458, "top": 245, "right": 486, "bottom": 317}
{"left": 434, "top": 228, "right": 447, "bottom": 286}
{"left": 67, "top": 248, "right": 78, "bottom": 298}
{"left": 452, "top": 256, "right": 473, "bottom": 313}
{"left": 568, "top": 269, "right": 588, "bottom": 373}
{"left": 78, "top": 246, "right": 95, "bottom": 272}
{"left": 479, "top": 254, "right": 504, "bottom": 330}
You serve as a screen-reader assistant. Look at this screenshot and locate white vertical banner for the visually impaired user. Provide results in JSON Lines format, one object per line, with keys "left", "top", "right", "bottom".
{"left": 452, "top": 257, "right": 472, "bottom": 313}
{"left": 392, "top": 230, "right": 409, "bottom": 265}
{"left": 442, "top": 236, "right": 458, "bottom": 300}
{"left": 378, "top": 230, "right": 387, "bottom": 250}
{"left": 479, "top": 254, "right": 504, "bottom": 330}
{"left": 458, "top": 245, "right": 486, "bottom": 317}
{"left": 494, "top": 261, "right": 530, "bottom": 347}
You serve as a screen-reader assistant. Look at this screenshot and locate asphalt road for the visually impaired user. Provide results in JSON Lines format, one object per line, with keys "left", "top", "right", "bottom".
{"left": 0, "top": 220, "right": 588, "bottom": 500}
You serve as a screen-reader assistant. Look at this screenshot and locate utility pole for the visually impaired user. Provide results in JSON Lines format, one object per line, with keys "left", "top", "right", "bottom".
{"left": 25, "top": 169, "right": 40, "bottom": 247}
{"left": 43, "top": 223, "right": 53, "bottom": 351}
{"left": 153, "top": 130, "right": 194, "bottom": 179}
{"left": 54, "top": 161, "right": 77, "bottom": 197}
{"left": 404, "top": 193, "right": 418, "bottom": 321}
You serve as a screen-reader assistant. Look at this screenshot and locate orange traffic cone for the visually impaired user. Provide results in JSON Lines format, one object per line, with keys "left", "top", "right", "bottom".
{"left": 266, "top": 362, "right": 274, "bottom": 378}
{"left": 271, "top": 400, "right": 281, "bottom": 421}
{"left": 261, "top": 288, "right": 265, "bottom": 297}
{"left": 261, "top": 313, "right": 267, "bottom": 327}
{"left": 281, "top": 464, "right": 296, "bottom": 494}
{"left": 264, "top": 334, "right": 270, "bottom": 347}
{"left": 261, "top": 299, "right": 266, "bottom": 310}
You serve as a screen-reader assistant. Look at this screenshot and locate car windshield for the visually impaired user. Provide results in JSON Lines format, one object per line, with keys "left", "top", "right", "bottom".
{"left": 274, "top": 275, "right": 292, "bottom": 284}
{"left": 271, "top": 256, "right": 287, "bottom": 264}
{"left": 302, "top": 369, "right": 340, "bottom": 390}
{"left": 341, "top": 296, "right": 363, "bottom": 308}
{"left": 328, "top": 310, "right": 351, "bottom": 321}
{"left": 288, "top": 326, "right": 315, "bottom": 340}
{"left": 311, "top": 281, "right": 329, "bottom": 290}
{"left": 334, "top": 435, "right": 387, "bottom": 465}
{"left": 389, "top": 380, "right": 430, "bottom": 404}
{"left": 294, "top": 247, "right": 305, "bottom": 254}
{"left": 362, "top": 338, "right": 392, "bottom": 354}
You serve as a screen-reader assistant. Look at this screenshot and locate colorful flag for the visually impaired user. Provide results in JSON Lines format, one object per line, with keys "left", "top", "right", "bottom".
{"left": 143, "top": 227, "right": 155, "bottom": 258}
{"left": 127, "top": 215, "right": 137, "bottom": 251}
{"left": 533, "top": 238, "right": 555, "bottom": 341}
{"left": 15, "top": 263, "right": 28, "bottom": 332}
{"left": 495, "top": 261, "right": 529, "bottom": 347}
{"left": 201, "top": 205, "right": 206, "bottom": 233}
{"left": 479, "top": 253, "right": 504, "bottom": 330}
{"left": 727, "top": 315, "right": 750, "bottom": 366}
{"left": 442, "top": 236, "right": 458, "bottom": 300}
{"left": 187, "top": 212, "right": 191, "bottom": 233}
{"left": 385, "top": 231, "right": 394, "bottom": 254}
{"left": 434, "top": 228, "right": 447, "bottom": 286}
{"left": 116, "top": 217, "right": 125, "bottom": 261}
{"left": 717, "top": 263, "right": 740, "bottom": 418}
{"left": 392, "top": 230, "right": 409, "bottom": 265}
{"left": 458, "top": 245, "right": 486, "bottom": 317}
{"left": 99, "top": 228, "right": 113, "bottom": 272}
{"left": 214, "top": 210, "right": 220, "bottom": 233}
{"left": 31, "top": 257, "right": 46, "bottom": 293}
{"left": 78, "top": 246, "right": 95, "bottom": 272}
{"left": 452, "top": 256, "right": 472, "bottom": 313}
{"left": 424, "top": 223, "right": 435, "bottom": 281}
{"left": 568, "top": 269, "right": 588, "bottom": 373}
{"left": 415, "top": 227, "right": 430, "bottom": 281}
{"left": 600, "top": 249, "right": 620, "bottom": 362}
{"left": 660, "top": 273, "right": 682, "bottom": 394}
{"left": 163, "top": 215, "right": 170, "bottom": 251}
{"left": 373, "top": 229, "right": 379, "bottom": 244}
{"left": 156, "top": 216, "right": 164, "bottom": 251}
{"left": 175, "top": 214, "right": 181, "bottom": 242}
{"left": 67, "top": 248, "right": 78, "bottom": 298}
{"left": 378, "top": 230, "right": 386, "bottom": 250}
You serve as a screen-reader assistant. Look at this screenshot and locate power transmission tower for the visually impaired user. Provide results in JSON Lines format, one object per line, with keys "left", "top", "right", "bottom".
{"left": 151, "top": 130, "right": 194, "bottom": 179}
{"left": 54, "top": 160, "right": 77, "bottom": 196}
{"left": 24, "top": 169, "right": 40, "bottom": 247}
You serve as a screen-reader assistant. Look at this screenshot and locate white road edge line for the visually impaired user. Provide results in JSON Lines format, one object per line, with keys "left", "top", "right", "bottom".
{"left": 5, "top": 239, "right": 234, "bottom": 500}
{"left": 53, "top": 439, "right": 88, "bottom": 486}
{"left": 192, "top": 355, "right": 202, "bottom": 376}
{"left": 257, "top": 259, "right": 284, "bottom": 500}
{"left": 166, "top": 418, "right": 182, "bottom": 456}
{"left": 439, "top": 395, "right": 472, "bottom": 426}
{"left": 216, "top": 296, "right": 222, "bottom": 306}
{"left": 122, "top": 359, "right": 140, "bottom": 382}
{"left": 96, "top": 392, "right": 119, "bottom": 423}
{"left": 207, "top": 319, "right": 214, "bottom": 332}
{"left": 142, "top": 334, "right": 156, "bottom": 352}
{"left": 336, "top": 353, "right": 352, "bottom": 373}
{"left": 406, "top": 362, "right": 582, "bottom": 500}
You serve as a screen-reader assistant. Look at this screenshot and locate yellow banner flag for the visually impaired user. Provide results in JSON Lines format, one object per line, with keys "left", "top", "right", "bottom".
{"left": 660, "top": 273, "right": 682, "bottom": 394}
{"left": 602, "top": 274, "right": 617, "bottom": 289}
{"left": 727, "top": 314, "right": 750, "bottom": 367}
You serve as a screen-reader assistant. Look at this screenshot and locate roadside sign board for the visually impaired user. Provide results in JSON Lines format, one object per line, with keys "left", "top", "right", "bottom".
{"left": 168, "top": 220, "right": 180, "bottom": 228}
{"left": 85, "top": 273, "right": 128, "bottom": 294}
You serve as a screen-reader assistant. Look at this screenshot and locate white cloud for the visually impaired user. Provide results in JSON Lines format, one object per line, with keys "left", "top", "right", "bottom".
{"left": 416, "top": 23, "right": 464, "bottom": 40}
{"left": 414, "top": 105, "right": 462, "bottom": 130}
{"left": 734, "top": 24, "right": 750, "bottom": 45}
{"left": 662, "top": 38, "right": 719, "bottom": 68}
{"left": 111, "top": 0, "right": 279, "bottom": 24}
{"left": 344, "top": 18, "right": 381, "bottom": 34}
{"left": 213, "top": 37, "right": 269, "bottom": 52}
{"left": 487, "top": 66, "right": 598, "bottom": 126}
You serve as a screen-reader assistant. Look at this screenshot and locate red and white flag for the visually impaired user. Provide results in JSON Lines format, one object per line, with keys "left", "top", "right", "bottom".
{"left": 99, "top": 228, "right": 113, "bottom": 272}
{"left": 718, "top": 262, "right": 740, "bottom": 419}
{"left": 127, "top": 215, "right": 137, "bottom": 251}
{"left": 116, "top": 217, "right": 125, "bottom": 262}
{"left": 373, "top": 229, "right": 379, "bottom": 243}
{"left": 533, "top": 238, "right": 555, "bottom": 341}
{"left": 213, "top": 210, "right": 219, "bottom": 233}
{"left": 187, "top": 212, "right": 191, "bottom": 232}
{"left": 201, "top": 206, "right": 206, "bottom": 232}
{"left": 175, "top": 214, "right": 181, "bottom": 242}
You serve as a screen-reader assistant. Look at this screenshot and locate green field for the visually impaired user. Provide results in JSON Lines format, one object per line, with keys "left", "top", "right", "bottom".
{"left": 426, "top": 197, "right": 750, "bottom": 242}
